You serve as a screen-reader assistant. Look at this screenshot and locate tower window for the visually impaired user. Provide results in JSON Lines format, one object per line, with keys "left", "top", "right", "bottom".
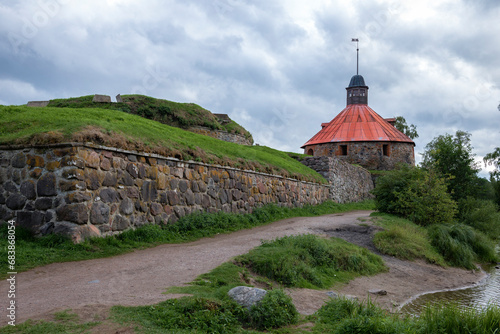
{"left": 340, "top": 145, "right": 348, "bottom": 156}
{"left": 306, "top": 148, "right": 314, "bottom": 156}
{"left": 383, "top": 144, "right": 390, "bottom": 157}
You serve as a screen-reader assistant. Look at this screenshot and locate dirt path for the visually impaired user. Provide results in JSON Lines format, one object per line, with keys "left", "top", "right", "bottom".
{"left": 0, "top": 211, "right": 486, "bottom": 326}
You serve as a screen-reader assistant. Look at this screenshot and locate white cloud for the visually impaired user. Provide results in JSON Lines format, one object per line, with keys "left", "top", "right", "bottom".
{"left": 0, "top": 0, "right": 498, "bottom": 172}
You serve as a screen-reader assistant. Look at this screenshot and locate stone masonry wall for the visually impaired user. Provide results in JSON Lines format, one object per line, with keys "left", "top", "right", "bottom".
{"left": 188, "top": 126, "right": 253, "bottom": 146}
{"left": 0, "top": 144, "right": 328, "bottom": 242}
{"left": 305, "top": 141, "right": 415, "bottom": 170}
{"left": 301, "top": 156, "right": 374, "bottom": 203}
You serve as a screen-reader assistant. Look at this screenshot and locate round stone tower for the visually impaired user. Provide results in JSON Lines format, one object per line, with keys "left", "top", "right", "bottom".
{"left": 301, "top": 74, "right": 415, "bottom": 170}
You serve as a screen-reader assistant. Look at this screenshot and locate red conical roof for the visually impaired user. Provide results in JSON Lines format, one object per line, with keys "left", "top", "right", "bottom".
{"left": 301, "top": 104, "right": 414, "bottom": 148}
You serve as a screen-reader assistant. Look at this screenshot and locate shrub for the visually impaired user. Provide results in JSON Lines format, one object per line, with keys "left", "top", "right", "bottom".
{"left": 372, "top": 165, "right": 457, "bottom": 226}
{"left": 457, "top": 197, "right": 500, "bottom": 240}
{"left": 428, "top": 224, "right": 498, "bottom": 269}
{"left": 249, "top": 289, "right": 298, "bottom": 330}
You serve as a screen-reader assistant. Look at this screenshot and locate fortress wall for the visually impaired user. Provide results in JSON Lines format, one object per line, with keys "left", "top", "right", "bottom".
{"left": 0, "top": 144, "right": 328, "bottom": 242}
{"left": 300, "top": 156, "right": 374, "bottom": 203}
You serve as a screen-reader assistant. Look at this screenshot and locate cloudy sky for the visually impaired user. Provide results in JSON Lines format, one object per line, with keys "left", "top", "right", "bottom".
{"left": 1, "top": 0, "right": 498, "bottom": 177}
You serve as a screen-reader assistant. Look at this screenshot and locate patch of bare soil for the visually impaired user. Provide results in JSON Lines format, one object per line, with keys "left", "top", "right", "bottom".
{"left": 0, "top": 211, "right": 486, "bottom": 329}
{"left": 288, "top": 220, "right": 485, "bottom": 315}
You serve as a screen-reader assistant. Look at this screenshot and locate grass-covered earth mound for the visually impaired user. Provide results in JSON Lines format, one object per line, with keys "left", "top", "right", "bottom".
{"left": 48, "top": 94, "right": 253, "bottom": 141}
{"left": 0, "top": 102, "right": 322, "bottom": 183}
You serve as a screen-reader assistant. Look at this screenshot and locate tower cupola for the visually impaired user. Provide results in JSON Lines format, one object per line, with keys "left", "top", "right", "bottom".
{"left": 346, "top": 74, "right": 369, "bottom": 105}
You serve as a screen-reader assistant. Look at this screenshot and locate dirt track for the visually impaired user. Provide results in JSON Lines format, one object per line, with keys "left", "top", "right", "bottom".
{"left": 0, "top": 211, "right": 485, "bottom": 325}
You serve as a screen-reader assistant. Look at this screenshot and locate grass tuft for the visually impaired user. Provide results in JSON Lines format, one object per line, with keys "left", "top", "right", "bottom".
{"left": 236, "top": 234, "right": 386, "bottom": 289}
{"left": 372, "top": 213, "right": 446, "bottom": 266}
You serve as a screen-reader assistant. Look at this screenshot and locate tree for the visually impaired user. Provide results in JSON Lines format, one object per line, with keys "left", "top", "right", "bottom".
{"left": 394, "top": 116, "right": 419, "bottom": 139}
{"left": 421, "top": 130, "right": 480, "bottom": 201}
{"left": 484, "top": 147, "right": 500, "bottom": 206}
{"left": 372, "top": 165, "right": 457, "bottom": 226}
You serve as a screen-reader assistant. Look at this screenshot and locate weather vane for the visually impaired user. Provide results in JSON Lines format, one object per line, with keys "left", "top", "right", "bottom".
{"left": 352, "top": 38, "right": 359, "bottom": 75}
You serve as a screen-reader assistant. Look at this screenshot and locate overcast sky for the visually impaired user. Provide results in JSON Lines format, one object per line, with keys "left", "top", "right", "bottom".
{"left": 1, "top": 0, "right": 499, "bottom": 177}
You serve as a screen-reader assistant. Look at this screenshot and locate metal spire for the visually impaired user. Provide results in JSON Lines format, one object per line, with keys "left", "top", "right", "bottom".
{"left": 352, "top": 38, "right": 359, "bottom": 75}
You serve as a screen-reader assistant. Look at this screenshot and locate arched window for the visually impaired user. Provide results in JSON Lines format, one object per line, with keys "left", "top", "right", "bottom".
{"left": 306, "top": 148, "right": 314, "bottom": 156}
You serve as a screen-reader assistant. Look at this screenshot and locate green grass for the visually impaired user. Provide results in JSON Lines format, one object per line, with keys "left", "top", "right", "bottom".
{"left": 371, "top": 212, "right": 499, "bottom": 270}
{"left": 235, "top": 234, "right": 386, "bottom": 289}
{"left": 47, "top": 94, "right": 253, "bottom": 141}
{"left": 0, "top": 201, "right": 375, "bottom": 277}
{"left": 428, "top": 223, "right": 498, "bottom": 270}
{"left": 311, "top": 297, "right": 500, "bottom": 334}
{"left": 371, "top": 213, "right": 446, "bottom": 266}
{"left": 0, "top": 311, "right": 99, "bottom": 334}
{"left": 0, "top": 104, "right": 317, "bottom": 182}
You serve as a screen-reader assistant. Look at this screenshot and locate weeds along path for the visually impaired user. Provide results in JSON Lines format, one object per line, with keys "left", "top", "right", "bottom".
{"left": 1, "top": 211, "right": 373, "bottom": 324}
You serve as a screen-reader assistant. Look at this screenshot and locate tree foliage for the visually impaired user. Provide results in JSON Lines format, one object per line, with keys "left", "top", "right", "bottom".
{"left": 394, "top": 116, "right": 419, "bottom": 139}
{"left": 372, "top": 165, "right": 457, "bottom": 226}
{"left": 484, "top": 147, "right": 500, "bottom": 179}
{"left": 484, "top": 147, "right": 500, "bottom": 206}
{"left": 421, "top": 130, "right": 480, "bottom": 201}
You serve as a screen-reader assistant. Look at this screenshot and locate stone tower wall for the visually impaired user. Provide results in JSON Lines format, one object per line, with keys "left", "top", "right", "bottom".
{"left": 304, "top": 141, "right": 415, "bottom": 170}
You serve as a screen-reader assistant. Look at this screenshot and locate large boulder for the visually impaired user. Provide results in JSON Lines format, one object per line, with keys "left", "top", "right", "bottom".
{"left": 228, "top": 286, "right": 267, "bottom": 310}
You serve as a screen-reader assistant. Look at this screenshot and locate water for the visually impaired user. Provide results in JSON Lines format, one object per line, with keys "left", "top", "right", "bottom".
{"left": 401, "top": 264, "right": 500, "bottom": 315}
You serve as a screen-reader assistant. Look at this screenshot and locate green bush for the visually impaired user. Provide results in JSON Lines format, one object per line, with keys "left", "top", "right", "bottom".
{"left": 428, "top": 224, "right": 498, "bottom": 269}
{"left": 457, "top": 197, "right": 500, "bottom": 240}
{"left": 372, "top": 165, "right": 457, "bottom": 226}
{"left": 249, "top": 289, "right": 298, "bottom": 330}
{"left": 236, "top": 234, "right": 385, "bottom": 288}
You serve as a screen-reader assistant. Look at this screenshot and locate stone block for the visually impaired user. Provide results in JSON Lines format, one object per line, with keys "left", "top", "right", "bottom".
{"left": 20, "top": 180, "right": 36, "bottom": 200}
{"left": 65, "top": 192, "right": 92, "bottom": 204}
{"left": 35, "top": 197, "right": 53, "bottom": 210}
{"left": 92, "top": 94, "right": 111, "bottom": 103}
{"left": 126, "top": 187, "right": 139, "bottom": 198}
{"left": 17, "top": 211, "right": 45, "bottom": 232}
{"left": 119, "top": 198, "right": 134, "bottom": 215}
{"left": 91, "top": 202, "right": 110, "bottom": 225}
{"left": 85, "top": 170, "right": 102, "bottom": 190}
{"left": 156, "top": 173, "right": 168, "bottom": 190}
{"left": 27, "top": 101, "right": 49, "bottom": 107}
{"left": 59, "top": 180, "right": 86, "bottom": 192}
{"left": 30, "top": 168, "right": 43, "bottom": 179}
{"left": 111, "top": 215, "right": 130, "bottom": 231}
{"left": 126, "top": 163, "right": 138, "bottom": 178}
{"left": 100, "top": 157, "right": 111, "bottom": 171}
{"left": 178, "top": 180, "right": 189, "bottom": 193}
{"left": 11, "top": 153, "right": 26, "bottom": 168}
{"left": 150, "top": 203, "right": 163, "bottom": 216}
{"left": 26, "top": 154, "right": 45, "bottom": 168}
{"left": 99, "top": 188, "right": 119, "bottom": 203}
{"left": 116, "top": 94, "right": 123, "bottom": 103}
{"left": 138, "top": 164, "right": 146, "bottom": 179}
{"left": 167, "top": 191, "right": 180, "bottom": 206}
{"left": 185, "top": 189, "right": 195, "bottom": 206}
{"left": 60, "top": 156, "right": 85, "bottom": 168}
{"left": 56, "top": 203, "right": 89, "bottom": 224}
{"left": 6, "top": 194, "right": 26, "bottom": 210}
{"left": 141, "top": 181, "right": 157, "bottom": 202}
{"left": 102, "top": 172, "right": 118, "bottom": 187}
